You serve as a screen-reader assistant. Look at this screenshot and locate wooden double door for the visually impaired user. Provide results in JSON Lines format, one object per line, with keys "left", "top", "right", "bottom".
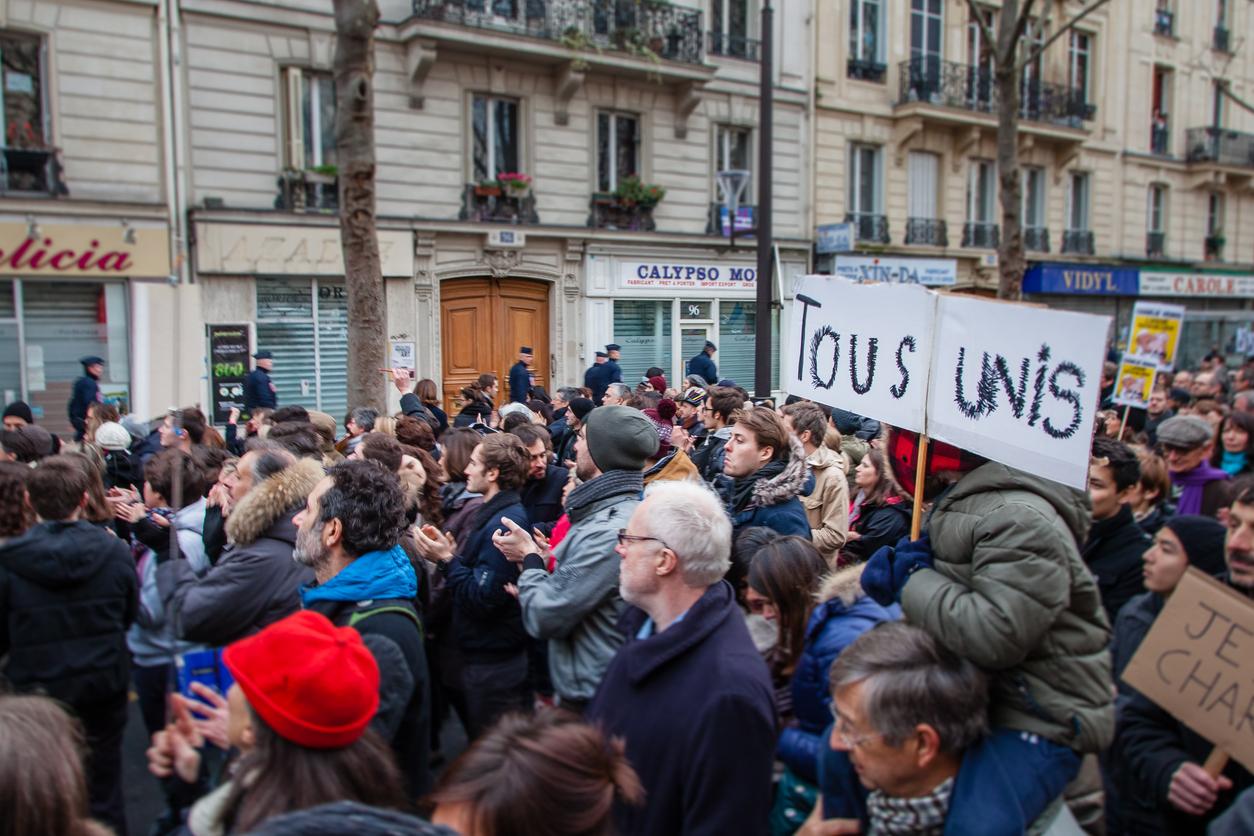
{"left": 440, "top": 277, "right": 550, "bottom": 416}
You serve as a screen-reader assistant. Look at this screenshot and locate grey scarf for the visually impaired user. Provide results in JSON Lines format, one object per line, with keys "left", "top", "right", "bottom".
{"left": 566, "top": 470, "right": 643, "bottom": 522}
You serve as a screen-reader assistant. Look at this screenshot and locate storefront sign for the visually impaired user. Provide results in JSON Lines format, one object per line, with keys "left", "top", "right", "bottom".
{"left": 207, "top": 324, "right": 252, "bottom": 424}
{"left": 0, "top": 221, "right": 170, "bottom": 278}
{"left": 815, "top": 223, "right": 854, "bottom": 255}
{"left": 1140, "top": 268, "right": 1254, "bottom": 298}
{"left": 833, "top": 256, "right": 957, "bottom": 287}
{"left": 618, "top": 260, "right": 757, "bottom": 291}
{"left": 195, "top": 223, "right": 414, "bottom": 277}
{"left": 1023, "top": 263, "right": 1140, "bottom": 296}
{"left": 1126, "top": 301, "right": 1185, "bottom": 369}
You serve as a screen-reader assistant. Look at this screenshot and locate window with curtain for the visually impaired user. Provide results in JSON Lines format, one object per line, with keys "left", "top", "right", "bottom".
{"left": 1023, "top": 167, "right": 1046, "bottom": 228}
{"left": 472, "top": 95, "right": 520, "bottom": 182}
{"left": 908, "top": 151, "right": 940, "bottom": 219}
{"left": 848, "top": 144, "right": 883, "bottom": 215}
{"left": 1068, "top": 32, "right": 1092, "bottom": 104}
{"left": 613, "top": 301, "right": 673, "bottom": 384}
{"left": 715, "top": 125, "right": 753, "bottom": 201}
{"left": 597, "top": 112, "right": 640, "bottom": 192}
{"left": 967, "top": 160, "right": 995, "bottom": 223}
{"left": 1068, "top": 172, "right": 1090, "bottom": 231}
{"left": 1148, "top": 185, "right": 1167, "bottom": 233}
{"left": 849, "top": 0, "right": 883, "bottom": 64}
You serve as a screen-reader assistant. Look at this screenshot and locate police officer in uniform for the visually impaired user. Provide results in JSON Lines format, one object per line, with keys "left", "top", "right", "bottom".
{"left": 244, "top": 349, "right": 278, "bottom": 412}
{"left": 509, "top": 346, "right": 534, "bottom": 404}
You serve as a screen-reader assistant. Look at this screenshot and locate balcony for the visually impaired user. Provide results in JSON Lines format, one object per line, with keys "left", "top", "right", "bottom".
{"left": 896, "top": 59, "right": 1094, "bottom": 134}
{"left": 962, "top": 221, "right": 999, "bottom": 249}
{"left": 1205, "top": 234, "right": 1225, "bottom": 261}
{"left": 904, "top": 218, "right": 948, "bottom": 247}
{"left": 845, "top": 212, "right": 889, "bottom": 245}
{"left": 1186, "top": 127, "right": 1254, "bottom": 169}
{"left": 1062, "top": 229, "right": 1095, "bottom": 256}
{"left": 588, "top": 192, "right": 656, "bottom": 231}
{"left": 1, "top": 147, "right": 69, "bottom": 196}
{"left": 1154, "top": 9, "right": 1174, "bottom": 37}
{"left": 1024, "top": 226, "right": 1050, "bottom": 253}
{"left": 847, "top": 59, "right": 887, "bottom": 83}
{"left": 1151, "top": 123, "right": 1171, "bottom": 156}
{"left": 1213, "top": 26, "right": 1230, "bottom": 52}
{"left": 1146, "top": 231, "right": 1166, "bottom": 258}
{"left": 411, "top": 0, "right": 704, "bottom": 64}
{"left": 459, "top": 183, "right": 540, "bottom": 224}
{"left": 708, "top": 30, "right": 758, "bottom": 61}
{"left": 275, "top": 169, "right": 337, "bottom": 213}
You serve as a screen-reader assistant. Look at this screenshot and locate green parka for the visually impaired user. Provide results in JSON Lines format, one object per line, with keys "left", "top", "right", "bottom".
{"left": 902, "top": 462, "right": 1115, "bottom": 754}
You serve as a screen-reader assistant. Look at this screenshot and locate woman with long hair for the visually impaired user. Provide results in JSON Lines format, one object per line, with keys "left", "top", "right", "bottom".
{"left": 429, "top": 710, "right": 642, "bottom": 836}
{"left": 1210, "top": 409, "right": 1254, "bottom": 477}
{"left": 744, "top": 535, "right": 896, "bottom": 833}
{"left": 414, "top": 378, "right": 449, "bottom": 436}
{"left": 439, "top": 428, "right": 486, "bottom": 543}
{"left": 0, "top": 461, "right": 32, "bottom": 545}
{"left": 839, "top": 447, "right": 910, "bottom": 566}
{"left": 65, "top": 452, "right": 115, "bottom": 531}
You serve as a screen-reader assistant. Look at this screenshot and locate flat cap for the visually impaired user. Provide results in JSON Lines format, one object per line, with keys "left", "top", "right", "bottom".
{"left": 1155, "top": 415, "right": 1214, "bottom": 449}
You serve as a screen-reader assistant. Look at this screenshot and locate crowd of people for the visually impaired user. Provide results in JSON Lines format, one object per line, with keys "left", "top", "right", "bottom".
{"left": 0, "top": 342, "right": 1252, "bottom": 836}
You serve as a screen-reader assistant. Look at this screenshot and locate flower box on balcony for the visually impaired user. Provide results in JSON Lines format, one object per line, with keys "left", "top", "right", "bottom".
{"left": 461, "top": 184, "right": 539, "bottom": 224}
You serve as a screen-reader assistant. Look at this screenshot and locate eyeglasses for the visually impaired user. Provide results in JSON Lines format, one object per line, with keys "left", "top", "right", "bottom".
{"left": 617, "top": 529, "right": 668, "bottom": 549}
{"left": 828, "top": 705, "right": 880, "bottom": 749}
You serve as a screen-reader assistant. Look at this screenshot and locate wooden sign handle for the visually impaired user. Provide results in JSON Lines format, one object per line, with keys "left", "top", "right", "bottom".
{"left": 1118, "top": 405, "right": 1130, "bottom": 439}
{"left": 1203, "top": 747, "right": 1230, "bottom": 779}
{"left": 910, "top": 435, "right": 930, "bottom": 541}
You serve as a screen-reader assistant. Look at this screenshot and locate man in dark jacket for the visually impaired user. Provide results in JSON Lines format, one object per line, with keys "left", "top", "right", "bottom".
{"left": 294, "top": 459, "right": 431, "bottom": 799}
{"left": 555, "top": 397, "right": 594, "bottom": 467}
{"left": 547, "top": 386, "right": 580, "bottom": 453}
{"left": 1159, "top": 415, "right": 1231, "bottom": 518}
{"left": 1085, "top": 437, "right": 1151, "bottom": 623}
{"left": 604, "top": 344, "right": 623, "bottom": 387}
{"left": 158, "top": 445, "right": 322, "bottom": 646}
{"left": 587, "top": 479, "right": 776, "bottom": 835}
{"left": 509, "top": 346, "right": 533, "bottom": 404}
{"left": 584, "top": 351, "right": 613, "bottom": 405}
{"left": 687, "top": 340, "right": 718, "bottom": 385}
{"left": 690, "top": 386, "right": 741, "bottom": 482}
{"left": 0, "top": 456, "right": 137, "bottom": 833}
{"left": 414, "top": 432, "right": 532, "bottom": 738}
{"left": 68, "top": 355, "right": 105, "bottom": 441}
{"left": 1144, "top": 387, "right": 1175, "bottom": 447}
{"left": 244, "top": 349, "right": 278, "bottom": 412}
{"left": 511, "top": 424, "right": 568, "bottom": 525}
{"left": 720, "top": 407, "right": 811, "bottom": 539}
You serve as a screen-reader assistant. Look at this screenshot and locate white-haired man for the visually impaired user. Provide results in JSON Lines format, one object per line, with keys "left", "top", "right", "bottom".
{"left": 586, "top": 480, "right": 777, "bottom": 835}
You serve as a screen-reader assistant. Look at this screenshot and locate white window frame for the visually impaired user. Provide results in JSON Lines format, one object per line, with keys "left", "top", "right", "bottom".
{"left": 712, "top": 0, "right": 755, "bottom": 46}
{"left": 910, "top": 0, "right": 944, "bottom": 62}
{"left": 281, "top": 67, "right": 335, "bottom": 170}
{"left": 470, "top": 93, "right": 522, "bottom": 182}
{"left": 597, "top": 110, "right": 641, "bottom": 192}
{"left": 907, "top": 150, "right": 941, "bottom": 220}
{"left": 848, "top": 144, "right": 884, "bottom": 216}
{"left": 850, "top": 0, "right": 885, "bottom": 64}
{"left": 967, "top": 7, "right": 997, "bottom": 76}
{"left": 967, "top": 159, "right": 996, "bottom": 223}
{"left": 1208, "top": 192, "right": 1225, "bottom": 236}
{"left": 1066, "top": 172, "right": 1091, "bottom": 232}
{"left": 1148, "top": 184, "right": 1167, "bottom": 234}
{"left": 1022, "top": 166, "right": 1046, "bottom": 228}
{"left": 714, "top": 125, "right": 754, "bottom": 202}
{"left": 1068, "top": 31, "right": 1092, "bottom": 103}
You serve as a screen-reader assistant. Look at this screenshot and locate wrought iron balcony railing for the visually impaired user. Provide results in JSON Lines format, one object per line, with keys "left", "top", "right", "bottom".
{"left": 1154, "top": 9, "right": 1174, "bottom": 37}
{"left": 847, "top": 59, "right": 887, "bottom": 83}
{"left": 1186, "top": 127, "right": 1254, "bottom": 168}
{"left": 708, "top": 30, "right": 759, "bottom": 60}
{"left": 1214, "top": 25, "right": 1230, "bottom": 52}
{"left": 460, "top": 184, "right": 540, "bottom": 224}
{"left": 1146, "top": 231, "right": 1166, "bottom": 258}
{"left": 904, "top": 218, "right": 947, "bottom": 247}
{"left": 1024, "top": 226, "right": 1050, "bottom": 252}
{"left": 962, "top": 221, "right": 999, "bottom": 249}
{"left": 276, "top": 169, "right": 337, "bottom": 213}
{"left": 587, "top": 192, "right": 657, "bottom": 230}
{"left": 412, "top": 0, "right": 704, "bottom": 64}
{"left": 845, "top": 212, "right": 890, "bottom": 244}
{"left": 897, "top": 59, "right": 1093, "bottom": 128}
{"left": 1062, "top": 229, "right": 1095, "bottom": 255}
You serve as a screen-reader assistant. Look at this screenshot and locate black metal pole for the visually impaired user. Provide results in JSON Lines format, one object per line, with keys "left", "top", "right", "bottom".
{"left": 753, "top": 0, "right": 774, "bottom": 399}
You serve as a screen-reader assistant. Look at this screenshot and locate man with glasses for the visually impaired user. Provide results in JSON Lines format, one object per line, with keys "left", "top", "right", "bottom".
{"left": 585, "top": 480, "right": 777, "bottom": 835}
{"left": 1156, "top": 415, "right": 1230, "bottom": 518}
{"left": 690, "top": 386, "right": 744, "bottom": 482}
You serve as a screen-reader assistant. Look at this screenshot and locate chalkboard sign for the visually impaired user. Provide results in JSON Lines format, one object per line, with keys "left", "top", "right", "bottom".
{"left": 208, "top": 324, "right": 251, "bottom": 424}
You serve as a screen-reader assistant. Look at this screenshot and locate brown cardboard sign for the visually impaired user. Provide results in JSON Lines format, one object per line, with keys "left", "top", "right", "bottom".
{"left": 1122, "top": 567, "right": 1254, "bottom": 773}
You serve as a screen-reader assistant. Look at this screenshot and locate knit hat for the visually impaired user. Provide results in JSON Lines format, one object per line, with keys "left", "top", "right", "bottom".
{"left": 1156, "top": 415, "right": 1214, "bottom": 449}
{"left": 222, "top": 610, "right": 380, "bottom": 749}
{"left": 583, "top": 406, "right": 658, "bottom": 472}
{"left": 568, "top": 397, "right": 595, "bottom": 422}
{"left": 499, "top": 402, "right": 533, "bottom": 421}
{"left": 94, "top": 421, "right": 131, "bottom": 451}
{"left": 642, "top": 399, "right": 677, "bottom": 458}
{"left": 2, "top": 401, "right": 33, "bottom": 424}
{"left": 1162, "top": 515, "right": 1229, "bottom": 579}
{"left": 680, "top": 386, "right": 707, "bottom": 407}
{"left": 648, "top": 375, "right": 667, "bottom": 393}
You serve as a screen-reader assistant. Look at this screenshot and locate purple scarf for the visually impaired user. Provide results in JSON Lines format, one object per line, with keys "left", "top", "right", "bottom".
{"left": 1171, "top": 463, "right": 1230, "bottom": 515}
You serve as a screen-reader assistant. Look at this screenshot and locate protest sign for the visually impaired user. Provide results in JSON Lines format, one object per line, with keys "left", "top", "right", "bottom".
{"left": 926, "top": 296, "right": 1110, "bottom": 490}
{"left": 1112, "top": 356, "right": 1158, "bottom": 409}
{"left": 1122, "top": 567, "right": 1254, "bottom": 774}
{"left": 787, "top": 276, "right": 935, "bottom": 434}
{"left": 1126, "top": 301, "right": 1185, "bottom": 369}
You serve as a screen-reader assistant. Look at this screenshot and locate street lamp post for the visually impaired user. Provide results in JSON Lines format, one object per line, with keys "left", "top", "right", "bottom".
{"left": 754, "top": 0, "right": 774, "bottom": 399}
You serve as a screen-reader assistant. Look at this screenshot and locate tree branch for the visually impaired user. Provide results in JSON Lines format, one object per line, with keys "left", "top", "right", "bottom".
{"left": 965, "top": 1, "right": 997, "bottom": 63}
{"left": 1011, "top": 0, "right": 1039, "bottom": 50}
{"left": 1219, "top": 80, "right": 1254, "bottom": 118}
{"left": 1016, "top": 0, "right": 1112, "bottom": 75}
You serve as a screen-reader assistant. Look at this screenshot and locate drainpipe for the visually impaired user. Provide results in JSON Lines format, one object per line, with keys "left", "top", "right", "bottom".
{"left": 806, "top": 0, "right": 818, "bottom": 259}
{"left": 157, "top": 0, "right": 190, "bottom": 411}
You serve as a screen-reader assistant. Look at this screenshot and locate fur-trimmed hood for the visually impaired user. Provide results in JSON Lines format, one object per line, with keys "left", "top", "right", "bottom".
{"left": 750, "top": 435, "right": 811, "bottom": 508}
{"left": 815, "top": 562, "right": 869, "bottom": 608}
{"left": 226, "top": 457, "right": 325, "bottom": 546}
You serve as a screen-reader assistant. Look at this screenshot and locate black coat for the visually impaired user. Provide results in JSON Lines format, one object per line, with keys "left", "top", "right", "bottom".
{"left": 840, "top": 500, "right": 911, "bottom": 564}
{"left": 399, "top": 393, "right": 440, "bottom": 433}
{"left": 0, "top": 521, "right": 137, "bottom": 710}
{"left": 509, "top": 361, "right": 531, "bottom": 404}
{"left": 1082, "top": 504, "right": 1150, "bottom": 625}
{"left": 584, "top": 362, "right": 614, "bottom": 405}
{"left": 521, "top": 464, "right": 569, "bottom": 525}
{"left": 68, "top": 373, "right": 100, "bottom": 439}
{"left": 587, "top": 581, "right": 777, "bottom": 836}
{"left": 687, "top": 351, "right": 718, "bottom": 385}
{"left": 243, "top": 367, "right": 277, "bottom": 411}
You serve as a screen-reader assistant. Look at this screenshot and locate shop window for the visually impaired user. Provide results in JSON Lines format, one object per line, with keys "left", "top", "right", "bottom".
{"left": 472, "top": 95, "right": 520, "bottom": 183}
{"left": 612, "top": 300, "right": 672, "bottom": 385}
{"left": 597, "top": 112, "right": 640, "bottom": 193}
{"left": 1, "top": 30, "right": 60, "bottom": 194}
{"left": 718, "top": 302, "right": 780, "bottom": 391}
{"left": 256, "top": 277, "right": 348, "bottom": 424}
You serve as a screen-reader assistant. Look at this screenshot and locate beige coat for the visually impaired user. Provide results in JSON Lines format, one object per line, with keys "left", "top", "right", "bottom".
{"left": 802, "top": 444, "right": 850, "bottom": 564}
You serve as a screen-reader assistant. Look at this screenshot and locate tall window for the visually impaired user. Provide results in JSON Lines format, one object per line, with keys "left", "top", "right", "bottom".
{"left": 597, "top": 112, "right": 639, "bottom": 192}
{"left": 849, "top": 0, "right": 884, "bottom": 65}
{"left": 967, "top": 160, "right": 995, "bottom": 223}
{"left": 282, "top": 69, "right": 336, "bottom": 171}
{"left": 1020, "top": 19, "right": 1044, "bottom": 101}
{"left": 711, "top": 0, "right": 751, "bottom": 57}
{"left": 472, "top": 95, "right": 519, "bottom": 182}
{"left": 1067, "top": 172, "right": 1090, "bottom": 231}
{"left": 1148, "top": 185, "right": 1167, "bottom": 233}
{"left": 715, "top": 125, "right": 753, "bottom": 200}
{"left": 967, "top": 8, "right": 997, "bottom": 106}
{"left": 1068, "top": 32, "right": 1092, "bottom": 104}
{"left": 1212, "top": 82, "right": 1225, "bottom": 129}
{"left": 848, "top": 144, "right": 883, "bottom": 216}
{"left": 909, "top": 0, "right": 944, "bottom": 96}
{"left": 0, "top": 31, "right": 53, "bottom": 192}
{"left": 1208, "top": 192, "right": 1225, "bottom": 236}
{"left": 908, "top": 151, "right": 940, "bottom": 219}
{"left": 1151, "top": 66, "right": 1171, "bottom": 154}
{"left": 1023, "top": 167, "right": 1046, "bottom": 228}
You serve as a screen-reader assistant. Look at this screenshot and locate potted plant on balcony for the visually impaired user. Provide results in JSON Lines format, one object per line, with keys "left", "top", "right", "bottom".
{"left": 474, "top": 179, "right": 502, "bottom": 197}
{"left": 497, "top": 171, "right": 533, "bottom": 197}
{"left": 615, "top": 175, "right": 665, "bottom": 209}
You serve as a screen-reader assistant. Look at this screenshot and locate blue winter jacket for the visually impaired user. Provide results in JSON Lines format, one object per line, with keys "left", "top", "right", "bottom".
{"left": 687, "top": 351, "right": 718, "bottom": 385}
{"left": 725, "top": 438, "right": 814, "bottom": 540}
{"left": 778, "top": 565, "right": 898, "bottom": 784}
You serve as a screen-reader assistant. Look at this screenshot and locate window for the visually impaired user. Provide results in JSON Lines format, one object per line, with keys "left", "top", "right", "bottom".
{"left": 472, "top": 95, "right": 520, "bottom": 183}
{"left": 1020, "top": 19, "right": 1044, "bottom": 105}
{"left": 1151, "top": 67, "right": 1171, "bottom": 154}
{"left": 1206, "top": 192, "right": 1225, "bottom": 260}
{"left": 256, "top": 278, "right": 348, "bottom": 423}
{"left": 613, "top": 301, "right": 673, "bottom": 384}
{"left": 1067, "top": 172, "right": 1090, "bottom": 231}
{"left": 1068, "top": 32, "right": 1092, "bottom": 104}
{"left": 909, "top": 0, "right": 944, "bottom": 97}
{"left": 848, "top": 144, "right": 883, "bottom": 216}
{"left": 967, "top": 160, "right": 995, "bottom": 223}
{"left": 967, "top": 8, "right": 997, "bottom": 107}
{"left": 908, "top": 151, "right": 940, "bottom": 219}
{"left": 1148, "top": 185, "right": 1167, "bottom": 233}
{"left": 597, "top": 112, "right": 639, "bottom": 192}
{"left": 1023, "top": 167, "right": 1046, "bottom": 228}
{"left": 1212, "top": 82, "right": 1225, "bottom": 129}
{"left": 715, "top": 125, "right": 753, "bottom": 201}
{"left": 849, "top": 0, "right": 884, "bottom": 77}
{"left": 282, "top": 68, "right": 336, "bottom": 171}
{"left": 711, "top": 0, "right": 752, "bottom": 58}
{"left": 0, "top": 31, "right": 58, "bottom": 193}
{"left": 1155, "top": 0, "right": 1174, "bottom": 36}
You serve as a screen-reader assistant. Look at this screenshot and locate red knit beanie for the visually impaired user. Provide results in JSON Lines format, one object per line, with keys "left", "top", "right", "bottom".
{"left": 222, "top": 610, "right": 379, "bottom": 749}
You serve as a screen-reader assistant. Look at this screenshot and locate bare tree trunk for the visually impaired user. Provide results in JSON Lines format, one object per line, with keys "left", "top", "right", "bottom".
{"left": 995, "top": 0, "right": 1024, "bottom": 301}
{"left": 334, "top": 0, "right": 385, "bottom": 411}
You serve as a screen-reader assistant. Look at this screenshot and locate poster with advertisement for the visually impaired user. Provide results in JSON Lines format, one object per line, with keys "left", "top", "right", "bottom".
{"left": 1112, "top": 357, "right": 1158, "bottom": 409}
{"left": 1126, "top": 301, "right": 1185, "bottom": 369}
{"left": 207, "top": 324, "right": 252, "bottom": 424}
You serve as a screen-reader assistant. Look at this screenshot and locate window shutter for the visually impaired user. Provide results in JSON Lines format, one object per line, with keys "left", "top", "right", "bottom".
{"left": 283, "top": 67, "right": 305, "bottom": 169}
